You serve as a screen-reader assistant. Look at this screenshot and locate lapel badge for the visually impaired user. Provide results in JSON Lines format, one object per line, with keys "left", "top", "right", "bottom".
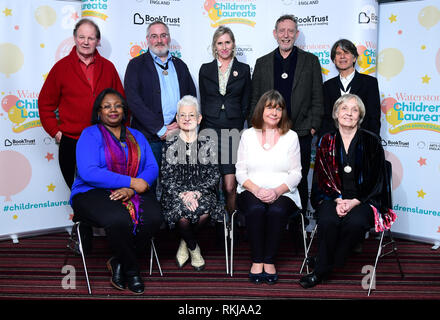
{"left": 233, "top": 70, "right": 238, "bottom": 77}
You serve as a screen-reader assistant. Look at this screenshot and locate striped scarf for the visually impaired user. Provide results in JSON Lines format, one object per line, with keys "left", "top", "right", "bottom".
{"left": 98, "top": 124, "right": 142, "bottom": 234}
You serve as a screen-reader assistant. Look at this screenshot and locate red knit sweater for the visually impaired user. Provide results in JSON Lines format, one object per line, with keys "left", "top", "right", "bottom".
{"left": 38, "top": 47, "right": 125, "bottom": 139}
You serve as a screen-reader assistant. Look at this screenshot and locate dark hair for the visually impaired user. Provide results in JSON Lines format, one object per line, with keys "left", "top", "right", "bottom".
{"left": 73, "top": 18, "right": 101, "bottom": 40}
{"left": 251, "top": 90, "right": 291, "bottom": 134}
{"left": 91, "top": 88, "right": 128, "bottom": 125}
{"left": 275, "top": 14, "right": 298, "bottom": 31}
{"left": 330, "top": 39, "right": 358, "bottom": 66}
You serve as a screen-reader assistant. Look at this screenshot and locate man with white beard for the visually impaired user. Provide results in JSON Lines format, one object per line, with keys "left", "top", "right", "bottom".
{"left": 124, "top": 21, "right": 196, "bottom": 188}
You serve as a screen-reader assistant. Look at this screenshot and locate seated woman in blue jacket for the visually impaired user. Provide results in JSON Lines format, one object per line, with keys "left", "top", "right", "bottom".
{"left": 70, "top": 88, "right": 163, "bottom": 295}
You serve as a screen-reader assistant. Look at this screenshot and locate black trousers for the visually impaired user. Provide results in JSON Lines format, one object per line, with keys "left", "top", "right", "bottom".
{"left": 314, "top": 200, "right": 374, "bottom": 276}
{"left": 298, "top": 134, "right": 312, "bottom": 211}
{"left": 238, "top": 191, "right": 298, "bottom": 264}
{"left": 72, "top": 189, "right": 164, "bottom": 276}
{"left": 58, "top": 135, "right": 78, "bottom": 190}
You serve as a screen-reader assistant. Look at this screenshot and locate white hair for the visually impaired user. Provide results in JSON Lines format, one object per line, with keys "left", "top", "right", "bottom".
{"left": 177, "top": 95, "right": 200, "bottom": 115}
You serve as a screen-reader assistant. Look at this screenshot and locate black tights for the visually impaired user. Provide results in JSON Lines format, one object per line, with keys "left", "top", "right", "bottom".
{"left": 238, "top": 191, "right": 298, "bottom": 264}
{"left": 177, "top": 214, "right": 210, "bottom": 250}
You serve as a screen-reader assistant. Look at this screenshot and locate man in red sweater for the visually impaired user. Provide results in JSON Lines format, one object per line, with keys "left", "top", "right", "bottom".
{"left": 38, "top": 18, "right": 124, "bottom": 190}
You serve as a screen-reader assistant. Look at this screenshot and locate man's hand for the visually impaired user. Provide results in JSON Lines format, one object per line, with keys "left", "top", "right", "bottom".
{"left": 54, "top": 131, "right": 62, "bottom": 143}
{"left": 160, "top": 122, "right": 179, "bottom": 140}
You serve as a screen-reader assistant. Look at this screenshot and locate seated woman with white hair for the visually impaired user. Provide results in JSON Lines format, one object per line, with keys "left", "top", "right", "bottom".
{"left": 299, "top": 93, "right": 396, "bottom": 289}
{"left": 160, "top": 95, "right": 226, "bottom": 271}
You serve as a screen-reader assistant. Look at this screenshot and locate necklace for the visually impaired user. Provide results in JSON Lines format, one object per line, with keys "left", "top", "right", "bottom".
{"left": 155, "top": 60, "right": 169, "bottom": 75}
{"left": 343, "top": 165, "right": 352, "bottom": 173}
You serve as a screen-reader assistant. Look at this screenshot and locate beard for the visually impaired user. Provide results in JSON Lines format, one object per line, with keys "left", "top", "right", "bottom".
{"left": 149, "top": 43, "right": 169, "bottom": 57}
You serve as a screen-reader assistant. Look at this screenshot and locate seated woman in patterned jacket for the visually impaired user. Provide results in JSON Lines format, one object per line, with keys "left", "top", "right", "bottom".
{"left": 160, "top": 95, "right": 225, "bottom": 271}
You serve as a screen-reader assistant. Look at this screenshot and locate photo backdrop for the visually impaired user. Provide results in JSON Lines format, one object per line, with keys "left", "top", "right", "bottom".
{"left": 378, "top": 0, "right": 440, "bottom": 247}
{"left": 3, "top": 0, "right": 437, "bottom": 247}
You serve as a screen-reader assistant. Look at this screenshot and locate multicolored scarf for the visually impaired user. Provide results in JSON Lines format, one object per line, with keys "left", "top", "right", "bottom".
{"left": 313, "top": 131, "right": 396, "bottom": 232}
{"left": 98, "top": 124, "right": 142, "bottom": 234}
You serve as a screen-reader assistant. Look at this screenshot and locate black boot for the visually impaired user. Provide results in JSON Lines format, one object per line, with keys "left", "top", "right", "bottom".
{"left": 106, "top": 257, "right": 126, "bottom": 290}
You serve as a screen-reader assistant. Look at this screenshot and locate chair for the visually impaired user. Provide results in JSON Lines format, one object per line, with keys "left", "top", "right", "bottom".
{"left": 299, "top": 160, "right": 404, "bottom": 296}
{"left": 228, "top": 207, "right": 309, "bottom": 276}
{"left": 367, "top": 160, "right": 404, "bottom": 296}
{"left": 64, "top": 221, "right": 163, "bottom": 295}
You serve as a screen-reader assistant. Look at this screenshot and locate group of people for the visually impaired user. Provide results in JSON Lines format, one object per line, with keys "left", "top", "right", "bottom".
{"left": 38, "top": 15, "right": 395, "bottom": 294}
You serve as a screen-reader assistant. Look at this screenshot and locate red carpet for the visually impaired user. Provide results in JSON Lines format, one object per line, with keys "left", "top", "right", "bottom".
{"left": 0, "top": 226, "right": 439, "bottom": 301}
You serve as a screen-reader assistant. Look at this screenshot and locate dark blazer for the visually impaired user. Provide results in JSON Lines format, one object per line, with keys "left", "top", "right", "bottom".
{"left": 250, "top": 47, "right": 324, "bottom": 136}
{"left": 198, "top": 58, "right": 251, "bottom": 128}
{"left": 321, "top": 71, "right": 381, "bottom": 137}
{"left": 124, "top": 51, "right": 196, "bottom": 141}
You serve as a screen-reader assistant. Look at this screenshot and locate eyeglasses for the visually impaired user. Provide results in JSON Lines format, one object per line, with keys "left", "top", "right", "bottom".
{"left": 178, "top": 113, "right": 197, "bottom": 120}
{"left": 101, "top": 104, "right": 124, "bottom": 110}
{"left": 149, "top": 33, "right": 169, "bottom": 41}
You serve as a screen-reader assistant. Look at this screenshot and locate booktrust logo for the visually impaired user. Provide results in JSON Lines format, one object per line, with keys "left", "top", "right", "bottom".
{"left": 381, "top": 93, "right": 440, "bottom": 134}
{"left": 203, "top": 0, "right": 257, "bottom": 28}
{"left": 1, "top": 91, "right": 42, "bottom": 133}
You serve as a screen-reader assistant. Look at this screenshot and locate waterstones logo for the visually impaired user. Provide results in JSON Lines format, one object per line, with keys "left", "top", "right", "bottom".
{"left": 381, "top": 93, "right": 440, "bottom": 134}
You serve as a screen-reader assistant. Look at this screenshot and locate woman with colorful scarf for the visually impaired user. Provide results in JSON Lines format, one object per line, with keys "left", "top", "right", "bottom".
{"left": 70, "top": 88, "right": 163, "bottom": 294}
{"left": 299, "top": 93, "right": 396, "bottom": 289}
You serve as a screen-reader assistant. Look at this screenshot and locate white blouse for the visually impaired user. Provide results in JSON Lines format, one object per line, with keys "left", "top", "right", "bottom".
{"left": 235, "top": 127, "right": 302, "bottom": 208}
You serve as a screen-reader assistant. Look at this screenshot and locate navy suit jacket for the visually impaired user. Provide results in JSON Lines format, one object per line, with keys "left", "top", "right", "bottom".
{"left": 198, "top": 58, "right": 251, "bottom": 128}
{"left": 124, "top": 51, "right": 196, "bottom": 141}
{"left": 321, "top": 71, "right": 381, "bottom": 137}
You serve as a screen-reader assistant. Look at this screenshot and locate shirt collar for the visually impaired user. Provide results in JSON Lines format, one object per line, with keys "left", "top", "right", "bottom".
{"left": 75, "top": 49, "right": 96, "bottom": 65}
{"left": 150, "top": 50, "right": 172, "bottom": 65}
{"left": 339, "top": 69, "right": 355, "bottom": 83}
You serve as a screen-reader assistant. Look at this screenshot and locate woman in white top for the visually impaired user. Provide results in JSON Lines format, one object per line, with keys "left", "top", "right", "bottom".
{"left": 235, "top": 89, "right": 302, "bottom": 284}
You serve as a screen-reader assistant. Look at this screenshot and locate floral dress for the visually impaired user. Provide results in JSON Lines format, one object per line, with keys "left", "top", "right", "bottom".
{"left": 160, "top": 134, "right": 226, "bottom": 228}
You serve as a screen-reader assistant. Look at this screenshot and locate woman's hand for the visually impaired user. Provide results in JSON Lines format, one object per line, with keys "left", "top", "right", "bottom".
{"left": 179, "top": 191, "right": 201, "bottom": 212}
{"left": 336, "top": 198, "right": 361, "bottom": 217}
{"left": 110, "top": 188, "right": 135, "bottom": 202}
{"left": 130, "top": 177, "right": 149, "bottom": 194}
{"left": 256, "top": 188, "right": 279, "bottom": 204}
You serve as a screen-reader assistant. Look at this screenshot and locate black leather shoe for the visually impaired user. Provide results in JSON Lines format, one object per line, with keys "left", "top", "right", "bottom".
{"left": 264, "top": 272, "right": 278, "bottom": 285}
{"left": 248, "top": 272, "right": 265, "bottom": 284}
{"left": 127, "top": 275, "right": 144, "bottom": 294}
{"left": 299, "top": 272, "right": 324, "bottom": 289}
{"left": 106, "top": 257, "right": 126, "bottom": 290}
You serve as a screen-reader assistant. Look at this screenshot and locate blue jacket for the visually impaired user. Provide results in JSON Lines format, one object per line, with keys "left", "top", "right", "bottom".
{"left": 70, "top": 125, "right": 158, "bottom": 203}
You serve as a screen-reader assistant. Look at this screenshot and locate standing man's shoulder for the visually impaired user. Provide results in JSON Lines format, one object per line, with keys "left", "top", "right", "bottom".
{"left": 357, "top": 71, "right": 378, "bottom": 84}
{"left": 255, "top": 49, "right": 276, "bottom": 65}
{"left": 127, "top": 51, "right": 151, "bottom": 67}
{"left": 297, "top": 47, "right": 320, "bottom": 63}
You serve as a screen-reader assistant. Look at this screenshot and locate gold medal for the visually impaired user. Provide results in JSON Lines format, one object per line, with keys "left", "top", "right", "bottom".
{"left": 162, "top": 70, "right": 168, "bottom": 75}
